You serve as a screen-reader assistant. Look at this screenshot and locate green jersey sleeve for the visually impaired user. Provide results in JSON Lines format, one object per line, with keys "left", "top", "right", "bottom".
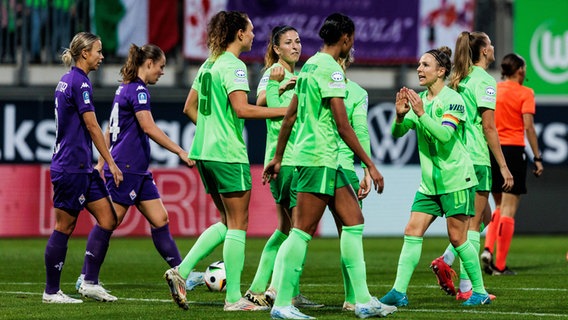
{"left": 338, "top": 80, "right": 370, "bottom": 171}
{"left": 260, "top": 63, "right": 298, "bottom": 166}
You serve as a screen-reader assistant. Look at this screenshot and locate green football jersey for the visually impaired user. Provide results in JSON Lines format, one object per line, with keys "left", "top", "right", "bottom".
{"left": 257, "top": 63, "right": 298, "bottom": 166}
{"left": 189, "top": 52, "right": 250, "bottom": 163}
{"left": 392, "top": 86, "right": 478, "bottom": 195}
{"left": 293, "top": 52, "right": 347, "bottom": 169}
{"left": 337, "top": 79, "right": 371, "bottom": 172}
{"left": 458, "top": 65, "right": 497, "bottom": 166}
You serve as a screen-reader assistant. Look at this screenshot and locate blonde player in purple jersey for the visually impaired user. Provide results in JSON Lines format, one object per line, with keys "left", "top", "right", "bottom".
{"left": 74, "top": 44, "right": 195, "bottom": 292}
{"left": 43, "top": 32, "right": 123, "bottom": 304}
{"left": 163, "top": 11, "right": 287, "bottom": 312}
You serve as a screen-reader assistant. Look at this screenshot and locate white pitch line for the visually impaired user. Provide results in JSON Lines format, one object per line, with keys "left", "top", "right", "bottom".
{"left": 2, "top": 282, "right": 568, "bottom": 292}
{"left": 3, "top": 289, "right": 567, "bottom": 318}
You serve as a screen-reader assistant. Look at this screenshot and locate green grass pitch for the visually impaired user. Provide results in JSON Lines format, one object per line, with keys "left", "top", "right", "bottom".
{"left": 1, "top": 235, "right": 567, "bottom": 319}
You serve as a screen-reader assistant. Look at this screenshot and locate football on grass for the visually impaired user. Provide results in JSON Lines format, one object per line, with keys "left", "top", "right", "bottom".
{"left": 204, "top": 261, "right": 226, "bottom": 292}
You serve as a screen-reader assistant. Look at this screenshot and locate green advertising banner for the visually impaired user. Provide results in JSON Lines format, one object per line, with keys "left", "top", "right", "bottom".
{"left": 515, "top": 0, "right": 568, "bottom": 98}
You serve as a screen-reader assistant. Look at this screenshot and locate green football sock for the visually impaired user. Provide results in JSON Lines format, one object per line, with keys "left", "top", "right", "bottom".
{"left": 178, "top": 222, "right": 227, "bottom": 278}
{"left": 393, "top": 235, "right": 423, "bottom": 294}
{"left": 459, "top": 230, "right": 480, "bottom": 281}
{"left": 293, "top": 248, "right": 308, "bottom": 297}
{"left": 455, "top": 240, "right": 486, "bottom": 294}
{"left": 274, "top": 228, "right": 310, "bottom": 307}
{"left": 340, "top": 224, "right": 362, "bottom": 304}
{"left": 341, "top": 252, "right": 355, "bottom": 304}
{"left": 340, "top": 225, "right": 371, "bottom": 304}
{"left": 223, "top": 229, "right": 247, "bottom": 303}
{"left": 249, "top": 229, "right": 287, "bottom": 293}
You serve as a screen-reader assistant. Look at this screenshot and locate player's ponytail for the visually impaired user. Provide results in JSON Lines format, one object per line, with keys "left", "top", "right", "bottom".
{"left": 120, "top": 44, "right": 164, "bottom": 83}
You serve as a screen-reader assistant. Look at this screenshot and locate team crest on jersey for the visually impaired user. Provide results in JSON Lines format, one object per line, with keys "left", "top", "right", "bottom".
{"left": 82, "top": 91, "right": 90, "bottom": 104}
{"left": 129, "top": 190, "right": 137, "bottom": 200}
{"left": 81, "top": 82, "right": 90, "bottom": 89}
{"left": 138, "top": 92, "right": 148, "bottom": 104}
{"left": 136, "top": 85, "right": 145, "bottom": 91}
{"left": 78, "top": 194, "right": 86, "bottom": 205}
{"left": 331, "top": 71, "right": 344, "bottom": 82}
{"left": 235, "top": 69, "right": 247, "bottom": 78}
{"left": 435, "top": 107, "right": 443, "bottom": 117}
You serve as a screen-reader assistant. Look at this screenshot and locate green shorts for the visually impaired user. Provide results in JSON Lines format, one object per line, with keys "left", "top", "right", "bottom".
{"left": 474, "top": 165, "right": 492, "bottom": 192}
{"left": 343, "top": 168, "right": 360, "bottom": 194}
{"left": 411, "top": 187, "right": 475, "bottom": 217}
{"left": 290, "top": 166, "right": 351, "bottom": 208}
{"left": 196, "top": 160, "right": 251, "bottom": 194}
{"left": 270, "top": 165, "right": 294, "bottom": 205}
{"left": 343, "top": 168, "right": 362, "bottom": 208}
{"left": 295, "top": 166, "right": 350, "bottom": 196}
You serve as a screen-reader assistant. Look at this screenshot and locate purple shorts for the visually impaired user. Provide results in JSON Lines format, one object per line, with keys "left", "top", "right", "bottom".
{"left": 104, "top": 172, "right": 160, "bottom": 206}
{"left": 51, "top": 170, "right": 109, "bottom": 215}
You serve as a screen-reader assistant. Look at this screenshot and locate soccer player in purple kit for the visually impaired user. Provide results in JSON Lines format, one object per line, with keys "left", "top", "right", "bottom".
{"left": 43, "top": 32, "right": 123, "bottom": 304}
{"left": 74, "top": 44, "right": 196, "bottom": 294}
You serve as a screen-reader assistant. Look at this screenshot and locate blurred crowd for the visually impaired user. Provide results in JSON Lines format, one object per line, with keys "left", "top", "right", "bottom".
{"left": 0, "top": 0, "right": 89, "bottom": 64}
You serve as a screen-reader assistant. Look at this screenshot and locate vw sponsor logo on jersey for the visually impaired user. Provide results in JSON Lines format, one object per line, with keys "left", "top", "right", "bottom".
{"left": 331, "top": 71, "right": 344, "bottom": 82}
{"left": 82, "top": 91, "right": 90, "bottom": 104}
{"left": 138, "top": 92, "right": 148, "bottom": 104}
{"left": 235, "top": 69, "right": 247, "bottom": 78}
{"left": 80, "top": 82, "right": 90, "bottom": 89}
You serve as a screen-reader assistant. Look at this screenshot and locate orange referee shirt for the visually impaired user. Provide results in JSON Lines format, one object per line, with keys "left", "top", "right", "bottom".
{"left": 495, "top": 80, "right": 536, "bottom": 146}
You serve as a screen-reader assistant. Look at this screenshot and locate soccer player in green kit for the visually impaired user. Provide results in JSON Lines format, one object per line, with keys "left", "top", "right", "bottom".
{"left": 163, "top": 11, "right": 287, "bottom": 312}
{"left": 244, "top": 25, "right": 322, "bottom": 309}
{"left": 379, "top": 46, "right": 492, "bottom": 307}
{"left": 334, "top": 50, "right": 374, "bottom": 312}
{"left": 430, "top": 31, "right": 513, "bottom": 300}
{"left": 263, "top": 13, "right": 396, "bottom": 319}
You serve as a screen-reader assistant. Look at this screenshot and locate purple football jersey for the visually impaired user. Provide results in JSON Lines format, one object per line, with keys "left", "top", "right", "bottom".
{"left": 50, "top": 67, "right": 96, "bottom": 173}
{"left": 105, "top": 78, "right": 152, "bottom": 174}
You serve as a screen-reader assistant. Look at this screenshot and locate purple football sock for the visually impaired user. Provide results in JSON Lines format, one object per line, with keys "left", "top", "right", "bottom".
{"left": 151, "top": 223, "right": 182, "bottom": 267}
{"left": 44, "top": 230, "right": 69, "bottom": 294}
{"left": 83, "top": 225, "right": 112, "bottom": 284}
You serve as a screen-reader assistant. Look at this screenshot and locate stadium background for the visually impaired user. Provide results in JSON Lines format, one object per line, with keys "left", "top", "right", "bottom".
{"left": 0, "top": 0, "right": 566, "bottom": 237}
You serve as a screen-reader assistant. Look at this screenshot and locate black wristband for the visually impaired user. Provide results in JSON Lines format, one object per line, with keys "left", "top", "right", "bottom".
{"left": 534, "top": 156, "right": 543, "bottom": 162}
